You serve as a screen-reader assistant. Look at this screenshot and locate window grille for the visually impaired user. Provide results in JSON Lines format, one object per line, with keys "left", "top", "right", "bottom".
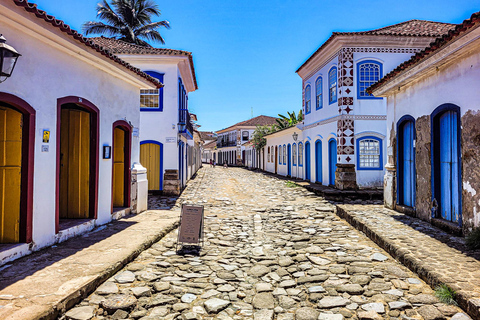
{"left": 140, "top": 89, "right": 159, "bottom": 109}
{"left": 358, "top": 138, "right": 381, "bottom": 168}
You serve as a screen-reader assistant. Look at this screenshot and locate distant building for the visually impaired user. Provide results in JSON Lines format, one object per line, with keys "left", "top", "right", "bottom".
{"left": 215, "top": 115, "right": 277, "bottom": 166}
{"left": 370, "top": 12, "right": 480, "bottom": 235}
{"left": 0, "top": 0, "right": 159, "bottom": 264}
{"left": 296, "top": 20, "right": 455, "bottom": 189}
{"left": 92, "top": 37, "right": 199, "bottom": 194}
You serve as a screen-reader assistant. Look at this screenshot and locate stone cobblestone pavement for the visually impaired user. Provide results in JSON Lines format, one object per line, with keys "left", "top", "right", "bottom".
{"left": 336, "top": 205, "right": 480, "bottom": 319}
{"left": 63, "top": 167, "right": 470, "bottom": 320}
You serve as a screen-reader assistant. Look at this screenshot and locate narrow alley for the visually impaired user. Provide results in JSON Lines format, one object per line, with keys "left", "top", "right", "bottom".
{"left": 62, "top": 167, "right": 468, "bottom": 320}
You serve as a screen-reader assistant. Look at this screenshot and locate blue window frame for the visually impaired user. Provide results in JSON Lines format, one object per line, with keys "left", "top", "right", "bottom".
{"left": 357, "top": 60, "right": 383, "bottom": 99}
{"left": 278, "top": 145, "right": 282, "bottom": 164}
{"left": 329, "top": 67, "right": 337, "bottom": 104}
{"left": 141, "top": 71, "right": 164, "bottom": 112}
{"left": 178, "top": 78, "right": 188, "bottom": 132}
{"left": 283, "top": 144, "right": 286, "bottom": 164}
{"left": 305, "top": 85, "right": 311, "bottom": 114}
{"left": 292, "top": 143, "right": 297, "bottom": 166}
{"left": 356, "top": 136, "right": 382, "bottom": 170}
{"left": 298, "top": 142, "right": 303, "bottom": 167}
{"left": 315, "top": 77, "right": 323, "bottom": 110}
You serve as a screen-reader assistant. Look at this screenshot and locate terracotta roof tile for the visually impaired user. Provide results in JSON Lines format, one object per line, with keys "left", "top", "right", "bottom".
{"left": 91, "top": 37, "right": 198, "bottom": 90}
{"left": 203, "top": 139, "right": 217, "bottom": 149}
{"left": 369, "top": 12, "right": 480, "bottom": 93}
{"left": 12, "top": 0, "right": 162, "bottom": 88}
{"left": 217, "top": 115, "right": 278, "bottom": 133}
{"left": 198, "top": 131, "right": 215, "bottom": 140}
{"left": 296, "top": 19, "right": 456, "bottom": 73}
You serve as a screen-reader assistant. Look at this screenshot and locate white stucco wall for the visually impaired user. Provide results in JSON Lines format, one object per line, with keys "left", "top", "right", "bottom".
{"left": 264, "top": 127, "right": 303, "bottom": 179}
{"left": 0, "top": 14, "right": 151, "bottom": 263}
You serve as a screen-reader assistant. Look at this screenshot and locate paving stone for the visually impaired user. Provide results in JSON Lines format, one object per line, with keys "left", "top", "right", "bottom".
{"left": 252, "top": 292, "right": 275, "bottom": 309}
{"left": 253, "top": 309, "right": 274, "bottom": 320}
{"left": 114, "top": 271, "right": 135, "bottom": 284}
{"left": 181, "top": 293, "right": 197, "bottom": 303}
{"left": 204, "top": 298, "right": 230, "bottom": 313}
{"left": 97, "top": 282, "right": 119, "bottom": 295}
{"left": 295, "top": 307, "right": 319, "bottom": 320}
{"left": 318, "top": 296, "right": 350, "bottom": 308}
{"left": 361, "top": 302, "right": 385, "bottom": 314}
{"left": 101, "top": 294, "right": 137, "bottom": 313}
{"left": 451, "top": 313, "right": 473, "bottom": 320}
{"left": 130, "top": 286, "right": 151, "bottom": 298}
{"left": 65, "top": 306, "right": 95, "bottom": 320}
{"left": 318, "top": 313, "right": 344, "bottom": 320}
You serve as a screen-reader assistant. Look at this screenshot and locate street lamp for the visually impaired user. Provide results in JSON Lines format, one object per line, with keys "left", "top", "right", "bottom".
{"left": 292, "top": 132, "right": 298, "bottom": 141}
{"left": 0, "top": 35, "right": 21, "bottom": 83}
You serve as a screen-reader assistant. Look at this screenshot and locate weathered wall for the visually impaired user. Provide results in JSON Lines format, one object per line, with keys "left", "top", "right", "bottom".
{"left": 461, "top": 110, "right": 480, "bottom": 231}
{"left": 414, "top": 115, "right": 432, "bottom": 222}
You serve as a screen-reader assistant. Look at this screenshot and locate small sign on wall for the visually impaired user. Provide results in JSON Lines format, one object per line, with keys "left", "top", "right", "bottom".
{"left": 166, "top": 137, "right": 176, "bottom": 143}
{"left": 43, "top": 130, "right": 50, "bottom": 143}
{"left": 133, "top": 127, "right": 139, "bottom": 137}
{"left": 103, "top": 146, "right": 112, "bottom": 159}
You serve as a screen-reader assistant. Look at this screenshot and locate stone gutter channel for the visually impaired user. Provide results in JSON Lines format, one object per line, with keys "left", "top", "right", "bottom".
{"left": 335, "top": 205, "right": 480, "bottom": 320}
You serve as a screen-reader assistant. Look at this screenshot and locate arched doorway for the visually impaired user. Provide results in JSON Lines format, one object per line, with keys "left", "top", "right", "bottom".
{"left": 0, "top": 93, "right": 35, "bottom": 243}
{"left": 56, "top": 97, "right": 99, "bottom": 232}
{"left": 315, "top": 140, "right": 322, "bottom": 183}
{"left": 112, "top": 121, "right": 132, "bottom": 210}
{"left": 397, "top": 117, "right": 415, "bottom": 207}
{"left": 305, "top": 141, "right": 311, "bottom": 181}
{"left": 287, "top": 144, "right": 291, "bottom": 176}
{"left": 328, "top": 138, "right": 337, "bottom": 186}
{"left": 140, "top": 141, "right": 163, "bottom": 191}
{"left": 432, "top": 104, "right": 461, "bottom": 224}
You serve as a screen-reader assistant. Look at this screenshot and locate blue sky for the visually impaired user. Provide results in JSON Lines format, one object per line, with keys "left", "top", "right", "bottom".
{"left": 34, "top": 0, "right": 479, "bottom": 132}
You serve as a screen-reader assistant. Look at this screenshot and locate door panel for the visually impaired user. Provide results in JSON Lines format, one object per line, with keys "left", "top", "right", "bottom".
{"left": 287, "top": 145, "right": 291, "bottom": 176}
{"left": 305, "top": 142, "right": 311, "bottom": 181}
{"left": 60, "top": 108, "right": 90, "bottom": 219}
{"left": 140, "top": 143, "right": 160, "bottom": 190}
{"left": 0, "top": 107, "right": 22, "bottom": 243}
{"left": 113, "top": 128, "right": 125, "bottom": 207}
{"left": 315, "top": 141, "right": 322, "bottom": 183}
{"left": 329, "top": 139, "right": 337, "bottom": 186}
{"left": 402, "top": 121, "right": 415, "bottom": 207}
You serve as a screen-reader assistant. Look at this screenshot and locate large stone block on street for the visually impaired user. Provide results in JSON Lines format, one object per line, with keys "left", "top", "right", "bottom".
{"left": 318, "top": 296, "right": 350, "bottom": 308}
{"left": 252, "top": 292, "right": 275, "bottom": 309}
{"left": 249, "top": 265, "right": 271, "bottom": 277}
{"left": 101, "top": 294, "right": 137, "bottom": 313}
{"left": 295, "top": 307, "right": 319, "bottom": 320}
{"left": 254, "top": 309, "right": 274, "bottom": 320}
{"left": 65, "top": 306, "right": 95, "bottom": 320}
{"left": 204, "top": 298, "right": 230, "bottom": 313}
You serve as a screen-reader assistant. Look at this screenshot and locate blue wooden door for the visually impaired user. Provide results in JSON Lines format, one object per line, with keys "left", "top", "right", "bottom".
{"left": 402, "top": 121, "right": 415, "bottom": 207}
{"left": 315, "top": 140, "right": 322, "bottom": 183}
{"left": 287, "top": 144, "right": 291, "bottom": 176}
{"left": 305, "top": 142, "right": 311, "bottom": 181}
{"left": 439, "top": 111, "right": 460, "bottom": 222}
{"left": 328, "top": 139, "right": 337, "bottom": 185}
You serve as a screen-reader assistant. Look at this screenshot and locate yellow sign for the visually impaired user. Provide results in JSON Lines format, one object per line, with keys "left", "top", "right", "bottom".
{"left": 43, "top": 130, "right": 50, "bottom": 143}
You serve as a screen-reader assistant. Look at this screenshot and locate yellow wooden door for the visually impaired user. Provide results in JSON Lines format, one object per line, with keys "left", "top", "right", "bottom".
{"left": 0, "top": 106, "right": 22, "bottom": 243}
{"left": 60, "top": 108, "right": 90, "bottom": 219}
{"left": 113, "top": 128, "right": 125, "bottom": 207}
{"left": 140, "top": 143, "right": 160, "bottom": 190}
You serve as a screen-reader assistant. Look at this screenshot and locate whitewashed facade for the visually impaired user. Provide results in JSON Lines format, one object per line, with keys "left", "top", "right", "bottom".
{"left": 264, "top": 127, "right": 304, "bottom": 179}
{"left": 0, "top": 0, "right": 158, "bottom": 264}
{"left": 296, "top": 20, "right": 455, "bottom": 189}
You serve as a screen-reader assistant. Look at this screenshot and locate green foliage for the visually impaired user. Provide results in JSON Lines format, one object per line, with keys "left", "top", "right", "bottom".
{"left": 275, "top": 109, "right": 303, "bottom": 130}
{"left": 434, "top": 284, "right": 457, "bottom": 305}
{"left": 466, "top": 227, "right": 480, "bottom": 250}
{"left": 83, "top": 0, "right": 170, "bottom": 46}
{"left": 285, "top": 181, "right": 299, "bottom": 188}
{"left": 251, "top": 125, "right": 276, "bottom": 151}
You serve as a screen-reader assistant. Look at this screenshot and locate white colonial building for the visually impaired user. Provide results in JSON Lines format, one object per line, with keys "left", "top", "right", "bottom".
{"left": 370, "top": 11, "right": 480, "bottom": 235}
{"left": 264, "top": 127, "right": 304, "bottom": 179}
{"left": 92, "top": 37, "right": 199, "bottom": 195}
{"left": 0, "top": 0, "right": 158, "bottom": 264}
{"left": 296, "top": 20, "right": 455, "bottom": 189}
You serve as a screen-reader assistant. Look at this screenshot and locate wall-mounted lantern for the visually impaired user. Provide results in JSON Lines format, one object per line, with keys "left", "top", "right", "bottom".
{"left": 292, "top": 132, "right": 298, "bottom": 142}
{"left": 0, "top": 35, "right": 21, "bottom": 83}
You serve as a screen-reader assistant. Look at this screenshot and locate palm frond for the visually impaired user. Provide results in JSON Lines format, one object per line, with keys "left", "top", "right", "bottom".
{"left": 82, "top": 21, "right": 122, "bottom": 36}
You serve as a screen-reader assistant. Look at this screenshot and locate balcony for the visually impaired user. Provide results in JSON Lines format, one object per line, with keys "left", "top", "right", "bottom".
{"left": 216, "top": 140, "right": 236, "bottom": 148}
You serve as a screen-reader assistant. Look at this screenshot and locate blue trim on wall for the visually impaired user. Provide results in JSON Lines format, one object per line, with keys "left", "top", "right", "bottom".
{"left": 315, "top": 76, "right": 323, "bottom": 110}
{"left": 283, "top": 144, "right": 287, "bottom": 165}
{"left": 356, "top": 60, "right": 383, "bottom": 100}
{"left": 305, "top": 85, "right": 312, "bottom": 115}
{"left": 396, "top": 115, "right": 416, "bottom": 207}
{"left": 328, "top": 66, "right": 337, "bottom": 105}
{"left": 298, "top": 142, "right": 303, "bottom": 167}
{"left": 287, "top": 144, "right": 291, "bottom": 176}
{"left": 278, "top": 144, "right": 282, "bottom": 164}
{"left": 430, "top": 103, "right": 462, "bottom": 226}
{"left": 141, "top": 71, "right": 164, "bottom": 112}
{"left": 140, "top": 140, "right": 164, "bottom": 191}
{"left": 292, "top": 143, "right": 297, "bottom": 166}
{"left": 356, "top": 136, "right": 383, "bottom": 170}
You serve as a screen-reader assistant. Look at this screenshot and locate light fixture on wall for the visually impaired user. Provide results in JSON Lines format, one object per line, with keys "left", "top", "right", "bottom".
{"left": 0, "top": 35, "right": 21, "bottom": 83}
{"left": 292, "top": 132, "right": 298, "bottom": 141}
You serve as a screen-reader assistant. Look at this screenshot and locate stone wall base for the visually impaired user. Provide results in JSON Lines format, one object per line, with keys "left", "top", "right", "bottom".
{"left": 335, "top": 164, "right": 357, "bottom": 190}
{"left": 163, "top": 169, "right": 180, "bottom": 196}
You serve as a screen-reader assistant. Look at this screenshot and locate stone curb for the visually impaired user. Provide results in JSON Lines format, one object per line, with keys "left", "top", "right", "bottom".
{"left": 38, "top": 219, "right": 180, "bottom": 320}
{"left": 335, "top": 205, "right": 479, "bottom": 320}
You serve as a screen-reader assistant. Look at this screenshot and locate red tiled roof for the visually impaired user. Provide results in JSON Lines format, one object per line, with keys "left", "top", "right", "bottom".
{"left": 11, "top": 0, "right": 162, "bottom": 88}
{"left": 217, "top": 115, "right": 278, "bottom": 133}
{"left": 91, "top": 37, "right": 198, "bottom": 90}
{"left": 369, "top": 12, "right": 480, "bottom": 93}
{"left": 198, "top": 131, "right": 215, "bottom": 140}
{"left": 296, "top": 20, "right": 456, "bottom": 73}
{"left": 203, "top": 139, "right": 217, "bottom": 149}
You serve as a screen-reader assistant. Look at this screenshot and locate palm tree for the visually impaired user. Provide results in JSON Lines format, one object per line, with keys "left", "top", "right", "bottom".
{"left": 83, "top": 0, "right": 170, "bottom": 46}
{"left": 275, "top": 110, "right": 303, "bottom": 129}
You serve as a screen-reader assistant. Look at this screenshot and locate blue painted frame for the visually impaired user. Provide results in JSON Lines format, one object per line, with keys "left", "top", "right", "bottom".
{"left": 283, "top": 144, "right": 286, "bottom": 165}
{"left": 305, "top": 141, "right": 311, "bottom": 180}
{"left": 315, "top": 77, "right": 323, "bottom": 110}
{"left": 396, "top": 115, "right": 416, "bottom": 207}
{"left": 356, "top": 136, "right": 383, "bottom": 170}
{"left": 287, "top": 144, "right": 291, "bottom": 176}
{"left": 298, "top": 142, "right": 303, "bottom": 167}
{"left": 292, "top": 143, "right": 297, "bottom": 166}
{"left": 328, "top": 138, "right": 337, "bottom": 185}
{"left": 278, "top": 144, "right": 282, "bottom": 164}
{"left": 356, "top": 60, "right": 383, "bottom": 100}
{"left": 305, "top": 85, "right": 312, "bottom": 114}
{"left": 328, "top": 67, "right": 337, "bottom": 105}
{"left": 431, "top": 103, "right": 462, "bottom": 226}
{"left": 141, "top": 71, "right": 164, "bottom": 112}
{"left": 315, "top": 140, "right": 322, "bottom": 183}
{"left": 140, "top": 140, "right": 164, "bottom": 190}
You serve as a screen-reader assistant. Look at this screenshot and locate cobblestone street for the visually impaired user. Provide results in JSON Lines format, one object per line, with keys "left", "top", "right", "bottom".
{"left": 63, "top": 167, "right": 469, "bottom": 320}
